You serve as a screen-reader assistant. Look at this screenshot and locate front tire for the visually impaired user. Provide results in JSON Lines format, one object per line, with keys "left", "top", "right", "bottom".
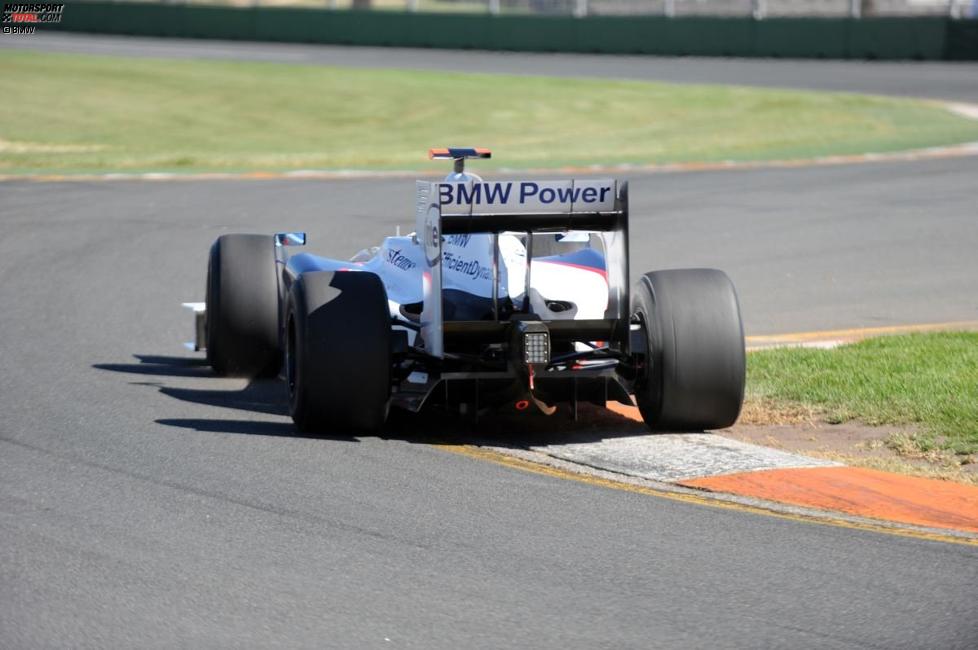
{"left": 285, "top": 271, "right": 391, "bottom": 434}
{"left": 632, "top": 269, "right": 745, "bottom": 431}
{"left": 205, "top": 234, "right": 281, "bottom": 377}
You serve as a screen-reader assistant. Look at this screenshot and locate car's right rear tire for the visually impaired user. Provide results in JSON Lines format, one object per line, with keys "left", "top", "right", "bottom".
{"left": 631, "top": 268, "right": 745, "bottom": 431}
{"left": 285, "top": 271, "right": 391, "bottom": 434}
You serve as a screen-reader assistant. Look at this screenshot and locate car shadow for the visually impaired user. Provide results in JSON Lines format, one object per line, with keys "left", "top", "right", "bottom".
{"left": 155, "top": 417, "right": 350, "bottom": 440}
{"left": 93, "top": 355, "right": 211, "bottom": 378}
{"left": 95, "top": 353, "right": 675, "bottom": 447}
{"left": 382, "top": 401, "right": 652, "bottom": 448}
{"left": 159, "top": 382, "right": 288, "bottom": 417}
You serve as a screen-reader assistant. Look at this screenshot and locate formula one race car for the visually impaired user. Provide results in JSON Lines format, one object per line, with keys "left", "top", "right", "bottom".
{"left": 184, "top": 148, "right": 745, "bottom": 433}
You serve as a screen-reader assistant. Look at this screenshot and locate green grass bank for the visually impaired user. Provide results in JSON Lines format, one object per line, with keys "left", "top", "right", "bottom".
{"left": 747, "top": 333, "right": 978, "bottom": 456}
{"left": 3, "top": 51, "right": 978, "bottom": 175}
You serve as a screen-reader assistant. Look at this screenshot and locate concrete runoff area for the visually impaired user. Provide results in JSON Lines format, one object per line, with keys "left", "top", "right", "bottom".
{"left": 530, "top": 432, "right": 839, "bottom": 483}
{"left": 684, "top": 467, "right": 978, "bottom": 535}
{"left": 590, "top": 403, "right": 978, "bottom": 535}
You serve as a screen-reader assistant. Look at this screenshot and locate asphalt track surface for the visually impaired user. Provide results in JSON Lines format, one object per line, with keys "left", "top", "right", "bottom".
{"left": 4, "top": 156, "right": 978, "bottom": 647}
{"left": 3, "top": 37, "right": 978, "bottom": 648}
{"left": 4, "top": 32, "right": 978, "bottom": 101}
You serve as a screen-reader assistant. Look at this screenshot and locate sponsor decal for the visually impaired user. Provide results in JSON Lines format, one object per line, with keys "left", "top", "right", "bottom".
{"left": 440, "top": 182, "right": 513, "bottom": 205}
{"left": 1, "top": 2, "right": 63, "bottom": 34}
{"left": 443, "top": 251, "right": 493, "bottom": 282}
{"left": 446, "top": 234, "right": 471, "bottom": 248}
{"left": 439, "top": 180, "right": 615, "bottom": 212}
{"left": 385, "top": 247, "right": 417, "bottom": 271}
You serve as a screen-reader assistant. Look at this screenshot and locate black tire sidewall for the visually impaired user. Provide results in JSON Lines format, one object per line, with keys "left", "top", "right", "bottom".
{"left": 632, "top": 277, "right": 665, "bottom": 426}
{"left": 285, "top": 279, "right": 315, "bottom": 431}
{"left": 205, "top": 234, "right": 281, "bottom": 377}
{"left": 287, "top": 271, "right": 391, "bottom": 434}
{"left": 633, "top": 269, "right": 745, "bottom": 431}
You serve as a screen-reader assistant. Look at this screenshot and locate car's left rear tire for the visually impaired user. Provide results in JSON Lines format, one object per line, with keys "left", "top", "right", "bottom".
{"left": 285, "top": 271, "right": 391, "bottom": 434}
{"left": 205, "top": 234, "right": 281, "bottom": 377}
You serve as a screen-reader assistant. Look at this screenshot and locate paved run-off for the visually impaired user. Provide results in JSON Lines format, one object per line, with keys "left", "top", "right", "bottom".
{"left": 530, "top": 431, "right": 838, "bottom": 483}
{"left": 522, "top": 397, "right": 978, "bottom": 536}
{"left": 684, "top": 467, "right": 978, "bottom": 534}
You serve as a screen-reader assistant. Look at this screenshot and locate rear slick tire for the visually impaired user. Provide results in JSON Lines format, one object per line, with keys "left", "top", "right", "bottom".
{"left": 632, "top": 268, "right": 745, "bottom": 431}
{"left": 285, "top": 271, "right": 391, "bottom": 434}
{"left": 205, "top": 234, "right": 281, "bottom": 377}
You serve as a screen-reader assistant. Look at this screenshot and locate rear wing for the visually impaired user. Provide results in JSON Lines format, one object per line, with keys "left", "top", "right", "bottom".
{"left": 415, "top": 178, "right": 630, "bottom": 357}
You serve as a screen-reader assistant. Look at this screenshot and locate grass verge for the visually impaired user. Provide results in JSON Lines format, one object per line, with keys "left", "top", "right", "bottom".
{"left": 746, "top": 333, "right": 978, "bottom": 458}
{"left": 3, "top": 50, "right": 978, "bottom": 174}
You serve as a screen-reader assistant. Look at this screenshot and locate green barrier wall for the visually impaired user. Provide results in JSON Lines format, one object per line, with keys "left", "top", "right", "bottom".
{"left": 45, "top": 2, "right": 977, "bottom": 61}
{"left": 946, "top": 19, "right": 978, "bottom": 60}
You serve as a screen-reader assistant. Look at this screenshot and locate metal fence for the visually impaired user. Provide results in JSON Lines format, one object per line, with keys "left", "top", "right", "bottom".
{"left": 89, "top": 0, "right": 978, "bottom": 19}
